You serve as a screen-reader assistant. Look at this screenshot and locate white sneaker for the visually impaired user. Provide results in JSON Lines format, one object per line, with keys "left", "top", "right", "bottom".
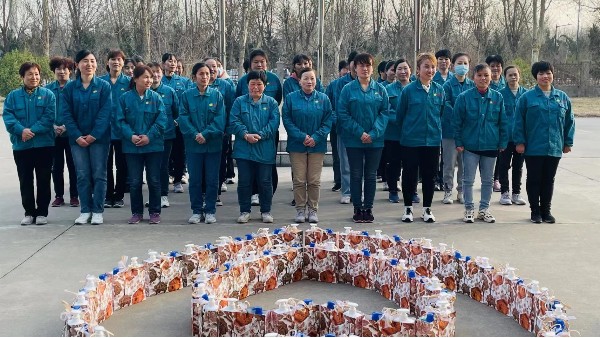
{"left": 35, "top": 216, "right": 48, "bottom": 225}
{"left": 463, "top": 209, "right": 475, "bottom": 223}
{"left": 511, "top": 193, "right": 526, "bottom": 205}
{"left": 382, "top": 182, "right": 389, "bottom": 191}
{"left": 261, "top": 212, "right": 274, "bottom": 223}
{"left": 204, "top": 213, "right": 217, "bottom": 224}
{"left": 422, "top": 208, "right": 435, "bottom": 223}
{"left": 188, "top": 214, "right": 203, "bottom": 224}
{"left": 21, "top": 215, "right": 34, "bottom": 225}
{"left": 294, "top": 209, "right": 306, "bottom": 223}
{"left": 499, "top": 192, "right": 512, "bottom": 205}
{"left": 442, "top": 191, "right": 453, "bottom": 204}
{"left": 181, "top": 175, "right": 188, "bottom": 184}
{"left": 478, "top": 209, "right": 496, "bottom": 223}
{"left": 457, "top": 192, "right": 464, "bottom": 204}
{"left": 75, "top": 213, "right": 91, "bottom": 225}
{"left": 307, "top": 209, "right": 319, "bottom": 223}
{"left": 91, "top": 213, "right": 104, "bottom": 225}
{"left": 169, "top": 176, "right": 174, "bottom": 184}
{"left": 161, "top": 196, "right": 170, "bottom": 208}
{"left": 237, "top": 212, "right": 251, "bottom": 223}
{"left": 173, "top": 182, "right": 184, "bottom": 193}
{"left": 251, "top": 194, "right": 260, "bottom": 206}
{"left": 402, "top": 206, "right": 414, "bottom": 223}
{"left": 340, "top": 195, "right": 351, "bottom": 204}
{"left": 216, "top": 197, "right": 223, "bottom": 206}
{"left": 221, "top": 183, "right": 227, "bottom": 192}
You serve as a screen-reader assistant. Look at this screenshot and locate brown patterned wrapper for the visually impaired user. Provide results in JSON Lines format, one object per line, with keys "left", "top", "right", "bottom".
{"left": 273, "top": 227, "right": 303, "bottom": 247}
{"left": 372, "top": 257, "right": 393, "bottom": 299}
{"left": 232, "top": 310, "right": 266, "bottom": 337}
{"left": 384, "top": 237, "right": 410, "bottom": 260}
{"left": 511, "top": 281, "right": 533, "bottom": 332}
{"left": 391, "top": 268, "right": 411, "bottom": 310}
{"left": 246, "top": 256, "right": 275, "bottom": 296}
{"left": 265, "top": 310, "right": 295, "bottom": 336}
{"left": 415, "top": 293, "right": 439, "bottom": 318}
{"left": 367, "top": 234, "right": 394, "bottom": 254}
{"left": 532, "top": 289, "right": 552, "bottom": 335}
{"left": 490, "top": 272, "right": 514, "bottom": 317}
{"left": 112, "top": 267, "right": 147, "bottom": 311}
{"left": 337, "top": 249, "right": 372, "bottom": 289}
{"left": 217, "top": 309, "right": 238, "bottom": 337}
{"left": 323, "top": 302, "right": 348, "bottom": 336}
{"left": 303, "top": 246, "right": 338, "bottom": 284}
{"left": 292, "top": 303, "right": 321, "bottom": 336}
{"left": 342, "top": 313, "right": 365, "bottom": 336}
{"left": 409, "top": 275, "right": 426, "bottom": 315}
{"left": 201, "top": 308, "right": 219, "bottom": 337}
{"left": 182, "top": 251, "right": 201, "bottom": 287}
{"left": 207, "top": 272, "right": 230, "bottom": 300}
{"left": 145, "top": 256, "right": 183, "bottom": 297}
{"left": 436, "top": 312, "right": 456, "bottom": 337}
{"left": 358, "top": 315, "right": 383, "bottom": 337}
{"left": 408, "top": 242, "right": 433, "bottom": 278}
{"left": 458, "top": 259, "right": 480, "bottom": 299}
{"left": 225, "top": 262, "right": 249, "bottom": 300}
{"left": 96, "top": 275, "right": 114, "bottom": 322}
{"left": 304, "top": 227, "right": 334, "bottom": 246}
{"left": 415, "top": 318, "right": 436, "bottom": 337}
{"left": 191, "top": 297, "right": 206, "bottom": 337}
{"left": 337, "top": 231, "right": 370, "bottom": 252}
{"left": 271, "top": 248, "right": 303, "bottom": 288}
{"left": 433, "top": 250, "right": 458, "bottom": 292}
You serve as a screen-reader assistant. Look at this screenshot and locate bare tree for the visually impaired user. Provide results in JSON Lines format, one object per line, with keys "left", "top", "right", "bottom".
{"left": 0, "top": 0, "right": 17, "bottom": 53}
{"left": 502, "top": 0, "right": 531, "bottom": 56}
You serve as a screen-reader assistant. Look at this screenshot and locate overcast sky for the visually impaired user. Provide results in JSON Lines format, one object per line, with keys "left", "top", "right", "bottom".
{"left": 547, "top": 0, "right": 597, "bottom": 34}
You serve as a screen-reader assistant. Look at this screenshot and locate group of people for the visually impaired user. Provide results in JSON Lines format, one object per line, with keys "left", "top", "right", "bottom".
{"left": 3, "top": 47, "right": 575, "bottom": 226}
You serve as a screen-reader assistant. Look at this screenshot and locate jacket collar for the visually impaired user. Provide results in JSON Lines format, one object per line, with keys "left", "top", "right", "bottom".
{"left": 533, "top": 85, "right": 559, "bottom": 98}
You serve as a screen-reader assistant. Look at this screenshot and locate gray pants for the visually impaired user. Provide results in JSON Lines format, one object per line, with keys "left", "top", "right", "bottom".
{"left": 442, "top": 138, "right": 463, "bottom": 192}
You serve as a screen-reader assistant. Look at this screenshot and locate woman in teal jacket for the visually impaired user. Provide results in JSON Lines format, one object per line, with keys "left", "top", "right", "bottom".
{"left": 282, "top": 54, "right": 324, "bottom": 99}
{"left": 3, "top": 62, "right": 56, "bottom": 225}
{"left": 61, "top": 50, "right": 113, "bottom": 225}
{"left": 453, "top": 64, "right": 509, "bottom": 224}
{"left": 116, "top": 65, "right": 167, "bottom": 225}
{"left": 514, "top": 61, "right": 575, "bottom": 224}
{"left": 283, "top": 68, "right": 333, "bottom": 224}
{"left": 99, "top": 49, "right": 130, "bottom": 208}
{"left": 229, "top": 70, "right": 280, "bottom": 224}
{"left": 337, "top": 53, "right": 389, "bottom": 223}
{"left": 497, "top": 66, "right": 528, "bottom": 206}
{"left": 396, "top": 53, "right": 445, "bottom": 223}
{"left": 178, "top": 62, "right": 226, "bottom": 225}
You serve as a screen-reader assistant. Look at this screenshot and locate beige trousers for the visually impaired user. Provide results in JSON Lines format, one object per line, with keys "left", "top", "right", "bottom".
{"left": 289, "top": 152, "right": 325, "bottom": 211}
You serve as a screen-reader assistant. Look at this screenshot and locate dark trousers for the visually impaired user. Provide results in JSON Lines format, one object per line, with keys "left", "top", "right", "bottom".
{"left": 436, "top": 146, "right": 444, "bottom": 186}
{"left": 170, "top": 126, "right": 186, "bottom": 183}
{"left": 160, "top": 140, "right": 174, "bottom": 196}
{"left": 377, "top": 145, "right": 387, "bottom": 179}
{"left": 238, "top": 159, "right": 273, "bottom": 213}
{"left": 498, "top": 142, "right": 524, "bottom": 194}
{"left": 126, "top": 152, "right": 162, "bottom": 215}
{"left": 385, "top": 140, "right": 402, "bottom": 193}
{"left": 107, "top": 139, "right": 127, "bottom": 201}
{"left": 14, "top": 147, "right": 53, "bottom": 217}
{"left": 52, "top": 137, "right": 78, "bottom": 199}
{"left": 525, "top": 156, "right": 561, "bottom": 213}
{"left": 219, "top": 136, "right": 230, "bottom": 186}
{"left": 330, "top": 125, "right": 341, "bottom": 186}
{"left": 401, "top": 146, "right": 440, "bottom": 207}
{"left": 252, "top": 132, "right": 279, "bottom": 195}
{"left": 224, "top": 134, "right": 235, "bottom": 179}
{"left": 346, "top": 147, "right": 383, "bottom": 209}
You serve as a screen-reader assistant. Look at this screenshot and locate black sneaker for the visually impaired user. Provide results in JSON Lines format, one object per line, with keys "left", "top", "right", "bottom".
{"left": 542, "top": 213, "right": 556, "bottom": 223}
{"left": 530, "top": 211, "right": 542, "bottom": 224}
{"left": 290, "top": 199, "right": 296, "bottom": 207}
{"left": 331, "top": 184, "right": 341, "bottom": 192}
{"left": 104, "top": 199, "right": 113, "bottom": 208}
{"left": 363, "top": 208, "right": 374, "bottom": 223}
{"left": 353, "top": 208, "right": 363, "bottom": 223}
{"left": 113, "top": 199, "right": 125, "bottom": 208}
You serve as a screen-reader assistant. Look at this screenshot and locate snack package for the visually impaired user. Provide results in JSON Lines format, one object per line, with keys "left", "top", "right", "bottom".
{"left": 112, "top": 257, "right": 146, "bottom": 311}
{"left": 272, "top": 225, "right": 303, "bottom": 247}
{"left": 245, "top": 251, "right": 276, "bottom": 296}
{"left": 408, "top": 238, "right": 433, "bottom": 277}
{"left": 253, "top": 228, "right": 275, "bottom": 253}
{"left": 391, "top": 260, "right": 411, "bottom": 309}
{"left": 61, "top": 305, "right": 86, "bottom": 337}
{"left": 367, "top": 230, "right": 394, "bottom": 254}
{"left": 414, "top": 277, "right": 444, "bottom": 317}
{"left": 265, "top": 299, "right": 295, "bottom": 336}
{"left": 358, "top": 312, "right": 384, "bottom": 337}
{"left": 386, "top": 235, "right": 411, "bottom": 260}
{"left": 303, "top": 242, "right": 338, "bottom": 283}
{"left": 415, "top": 313, "right": 436, "bottom": 337}
{"left": 409, "top": 271, "right": 426, "bottom": 314}
{"left": 78, "top": 275, "right": 100, "bottom": 325}
{"left": 201, "top": 296, "right": 220, "bottom": 337}
{"left": 434, "top": 298, "right": 457, "bottom": 337}
{"left": 96, "top": 274, "right": 114, "bottom": 322}
{"left": 271, "top": 245, "right": 303, "bottom": 288}
{"left": 535, "top": 303, "right": 575, "bottom": 337}
{"left": 191, "top": 292, "right": 208, "bottom": 337}
{"left": 321, "top": 300, "right": 350, "bottom": 336}
{"left": 337, "top": 227, "right": 370, "bottom": 252}
{"left": 303, "top": 224, "right": 334, "bottom": 246}
{"left": 372, "top": 250, "right": 394, "bottom": 299}
{"left": 224, "top": 254, "right": 249, "bottom": 300}
{"left": 433, "top": 244, "right": 459, "bottom": 292}
{"left": 217, "top": 298, "right": 246, "bottom": 336}
{"left": 215, "top": 236, "right": 241, "bottom": 269}
{"left": 379, "top": 308, "right": 417, "bottom": 337}
{"left": 511, "top": 279, "right": 534, "bottom": 332}
{"left": 475, "top": 256, "right": 496, "bottom": 307}
{"left": 490, "top": 265, "right": 517, "bottom": 316}
{"left": 233, "top": 307, "right": 266, "bottom": 337}
{"left": 337, "top": 245, "right": 372, "bottom": 289}
{"left": 457, "top": 256, "right": 479, "bottom": 299}
{"left": 145, "top": 251, "right": 183, "bottom": 297}
{"left": 291, "top": 299, "right": 322, "bottom": 337}
{"left": 181, "top": 244, "right": 202, "bottom": 287}
{"left": 341, "top": 302, "right": 365, "bottom": 337}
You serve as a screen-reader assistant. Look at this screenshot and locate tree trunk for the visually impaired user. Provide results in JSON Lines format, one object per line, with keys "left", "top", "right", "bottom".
{"left": 237, "top": 0, "right": 249, "bottom": 76}
{"left": 531, "top": 0, "right": 539, "bottom": 62}
{"left": 42, "top": 0, "right": 50, "bottom": 57}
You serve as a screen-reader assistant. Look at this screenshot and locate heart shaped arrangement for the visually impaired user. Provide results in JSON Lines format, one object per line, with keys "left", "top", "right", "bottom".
{"left": 60, "top": 225, "right": 575, "bottom": 337}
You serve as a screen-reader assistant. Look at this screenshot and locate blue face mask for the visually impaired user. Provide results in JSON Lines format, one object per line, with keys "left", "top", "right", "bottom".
{"left": 454, "top": 64, "right": 469, "bottom": 76}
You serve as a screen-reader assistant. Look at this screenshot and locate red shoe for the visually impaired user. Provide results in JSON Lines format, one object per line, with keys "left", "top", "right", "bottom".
{"left": 51, "top": 197, "right": 65, "bottom": 207}
{"left": 70, "top": 197, "right": 80, "bottom": 207}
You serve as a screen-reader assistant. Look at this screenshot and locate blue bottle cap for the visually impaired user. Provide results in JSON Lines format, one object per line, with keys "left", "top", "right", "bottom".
{"left": 72, "top": 305, "right": 81, "bottom": 310}
{"left": 263, "top": 250, "right": 270, "bottom": 256}
{"left": 393, "top": 235, "right": 402, "bottom": 242}
{"left": 296, "top": 333, "right": 305, "bottom": 337}
{"left": 193, "top": 282, "right": 199, "bottom": 288}
{"left": 326, "top": 228, "right": 333, "bottom": 234}
{"left": 552, "top": 300, "right": 561, "bottom": 309}
{"left": 274, "top": 228, "right": 282, "bottom": 234}
{"left": 454, "top": 251, "right": 462, "bottom": 259}
{"left": 465, "top": 256, "right": 471, "bottom": 262}
{"left": 303, "top": 299, "right": 313, "bottom": 305}
{"left": 235, "top": 237, "right": 242, "bottom": 241}
{"left": 246, "top": 234, "right": 253, "bottom": 240}
{"left": 327, "top": 301, "right": 335, "bottom": 309}
{"left": 309, "top": 242, "right": 316, "bottom": 248}
{"left": 426, "top": 312, "right": 435, "bottom": 323}
{"left": 292, "top": 243, "right": 300, "bottom": 248}
{"left": 252, "top": 307, "right": 263, "bottom": 315}
{"left": 170, "top": 251, "right": 178, "bottom": 257}
{"left": 555, "top": 319, "right": 565, "bottom": 332}
{"left": 361, "top": 231, "right": 369, "bottom": 236}
{"left": 201, "top": 294, "right": 209, "bottom": 301}
{"left": 517, "top": 279, "right": 524, "bottom": 285}
{"left": 205, "top": 243, "right": 212, "bottom": 249}
{"left": 408, "top": 270, "right": 416, "bottom": 278}
{"left": 99, "top": 274, "right": 107, "bottom": 281}
{"left": 223, "top": 263, "right": 231, "bottom": 271}
{"left": 324, "top": 334, "right": 335, "bottom": 337}
{"left": 390, "top": 259, "right": 398, "bottom": 266}
{"left": 372, "top": 312, "right": 382, "bottom": 320}
{"left": 112, "top": 267, "right": 120, "bottom": 275}
{"left": 362, "top": 249, "right": 371, "bottom": 257}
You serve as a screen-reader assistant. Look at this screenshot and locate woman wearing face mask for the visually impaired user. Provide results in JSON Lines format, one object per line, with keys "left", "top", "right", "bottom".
{"left": 116, "top": 65, "right": 167, "bottom": 224}
{"left": 3, "top": 62, "right": 56, "bottom": 225}
{"left": 497, "top": 66, "right": 528, "bottom": 206}
{"left": 440, "top": 53, "right": 474, "bottom": 205}
{"left": 396, "top": 53, "right": 445, "bottom": 223}
{"left": 453, "top": 64, "right": 509, "bottom": 224}
{"left": 513, "top": 61, "right": 575, "bottom": 224}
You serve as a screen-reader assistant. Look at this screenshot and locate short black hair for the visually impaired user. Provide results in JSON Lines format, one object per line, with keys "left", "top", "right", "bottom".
{"left": 298, "top": 68, "right": 315, "bottom": 78}
{"left": 129, "top": 65, "right": 153, "bottom": 89}
{"left": 435, "top": 49, "right": 452, "bottom": 59}
{"left": 246, "top": 70, "right": 267, "bottom": 85}
{"left": 243, "top": 58, "right": 250, "bottom": 73}
{"left": 292, "top": 54, "right": 311, "bottom": 66}
{"left": 147, "top": 62, "right": 161, "bottom": 69}
{"left": 385, "top": 60, "right": 395, "bottom": 72}
{"left": 162, "top": 53, "right": 177, "bottom": 63}
{"left": 355, "top": 53, "right": 375, "bottom": 67}
{"left": 19, "top": 62, "right": 41, "bottom": 77}
{"left": 485, "top": 54, "right": 504, "bottom": 66}
{"left": 473, "top": 63, "right": 491, "bottom": 75}
{"left": 531, "top": 61, "right": 554, "bottom": 78}
{"left": 249, "top": 49, "right": 268, "bottom": 64}
{"left": 504, "top": 65, "right": 520, "bottom": 77}
{"left": 49, "top": 57, "right": 75, "bottom": 72}
{"left": 191, "top": 62, "right": 209, "bottom": 76}
{"left": 338, "top": 60, "right": 348, "bottom": 72}
{"left": 347, "top": 51, "right": 358, "bottom": 64}
{"left": 74, "top": 50, "right": 94, "bottom": 64}
{"left": 451, "top": 52, "right": 470, "bottom": 64}
{"left": 377, "top": 60, "right": 388, "bottom": 73}
{"left": 393, "top": 58, "right": 410, "bottom": 70}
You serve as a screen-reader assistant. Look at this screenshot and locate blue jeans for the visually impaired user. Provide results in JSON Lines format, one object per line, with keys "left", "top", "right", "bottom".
{"left": 187, "top": 151, "right": 221, "bottom": 214}
{"left": 346, "top": 147, "right": 383, "bottom": 209}
{"left": 462, "top": 150, "right": 496, "bottom": 211}
{"left": 71, "top": 142, "right": 110, "bottom": 213}
{"left": 237, "top": 159, "right": 273, "bottom": 213}
{"left": 337, "top": 137, "right": 351, "bottom": 197}
{"left": 160, "top": 140, "right": 173, "bottom": 196}
{"left": 126, "top": 152, "right": 162, "bottom": 215}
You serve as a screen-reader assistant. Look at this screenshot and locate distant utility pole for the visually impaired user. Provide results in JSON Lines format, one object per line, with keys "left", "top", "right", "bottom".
{"left": 317, "top": 0, "right": 325, "bottom": 80}
{"left": 414, "top": 0, "right": 422, "bottom": 68}
{"left": 576, "top": 0, "right": 581, "bottom": 61}
{"left": 219, "top": 0, "right": 226, "bottom": 68}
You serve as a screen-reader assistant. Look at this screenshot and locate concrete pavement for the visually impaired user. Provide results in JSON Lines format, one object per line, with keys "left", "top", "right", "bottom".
{"left": 0, "top": 119, "right": 599, "bottom": 336}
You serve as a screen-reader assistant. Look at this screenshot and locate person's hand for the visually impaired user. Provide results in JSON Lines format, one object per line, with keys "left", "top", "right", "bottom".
{"left": 21, "top": 128, "right": 35, "bottom": 142}
{"left": 305, "top": 135, "right": 316, "bottom": 147}
{"left": 54, "top": 125, "right": 65, "bottom": 136}
{"left": 456, "top": 146, "right": 464, "bottom": 153}
{"left": 245, "top": 133, "right": 261, "bottom": 144}
{"left": 131, "top": 135, "right": 141, "bottom": 144}
{"left": 563, "top": 146, "right": 572, "bottom": 153}
{"left": 516, "top": 144, "right": 525, "bottom": 154}
{"left": 136, "top": 135, "right": 150, "bottom": 146}
{"left": 361, "top": 132, "right": 372, "bottom": 144}
{"left": 82, "top": 135, "right": 96, "bottom": 144}
{"left": 195, "top": 133, "right": 206, "bottom": 144}
{"left": 499, "top": 148, "right": 505, "bottom": 152}
{"left": 303, "top": 135, "right": 311, "bottom": 146}
{"left": 76, "top": 136, "right": 89, "bottom": 147}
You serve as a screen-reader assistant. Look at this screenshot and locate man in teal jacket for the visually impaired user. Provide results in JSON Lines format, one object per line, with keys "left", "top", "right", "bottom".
{"left": 513, "top": 61, "right": 575, "bottom": 224}
{"left": 3, "top": 62, "right": 56, "bottom": 225}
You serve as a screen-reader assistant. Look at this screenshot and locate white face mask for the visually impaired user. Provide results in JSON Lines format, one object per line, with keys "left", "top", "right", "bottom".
{"left": 217, "top": 67, "right": 224, "bottom": 77}
{"left": 454, "top": 64, "right": 469, "bottom": 76}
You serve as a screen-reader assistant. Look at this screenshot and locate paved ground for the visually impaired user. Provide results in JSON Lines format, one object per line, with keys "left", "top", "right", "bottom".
{"left": 0, "top": 119, "right": 599, "bottom": 336}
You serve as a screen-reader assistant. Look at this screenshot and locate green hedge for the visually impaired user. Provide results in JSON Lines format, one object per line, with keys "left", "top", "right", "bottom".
{"left": 0, "top": 50, "right": 52, "bottom": 97}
